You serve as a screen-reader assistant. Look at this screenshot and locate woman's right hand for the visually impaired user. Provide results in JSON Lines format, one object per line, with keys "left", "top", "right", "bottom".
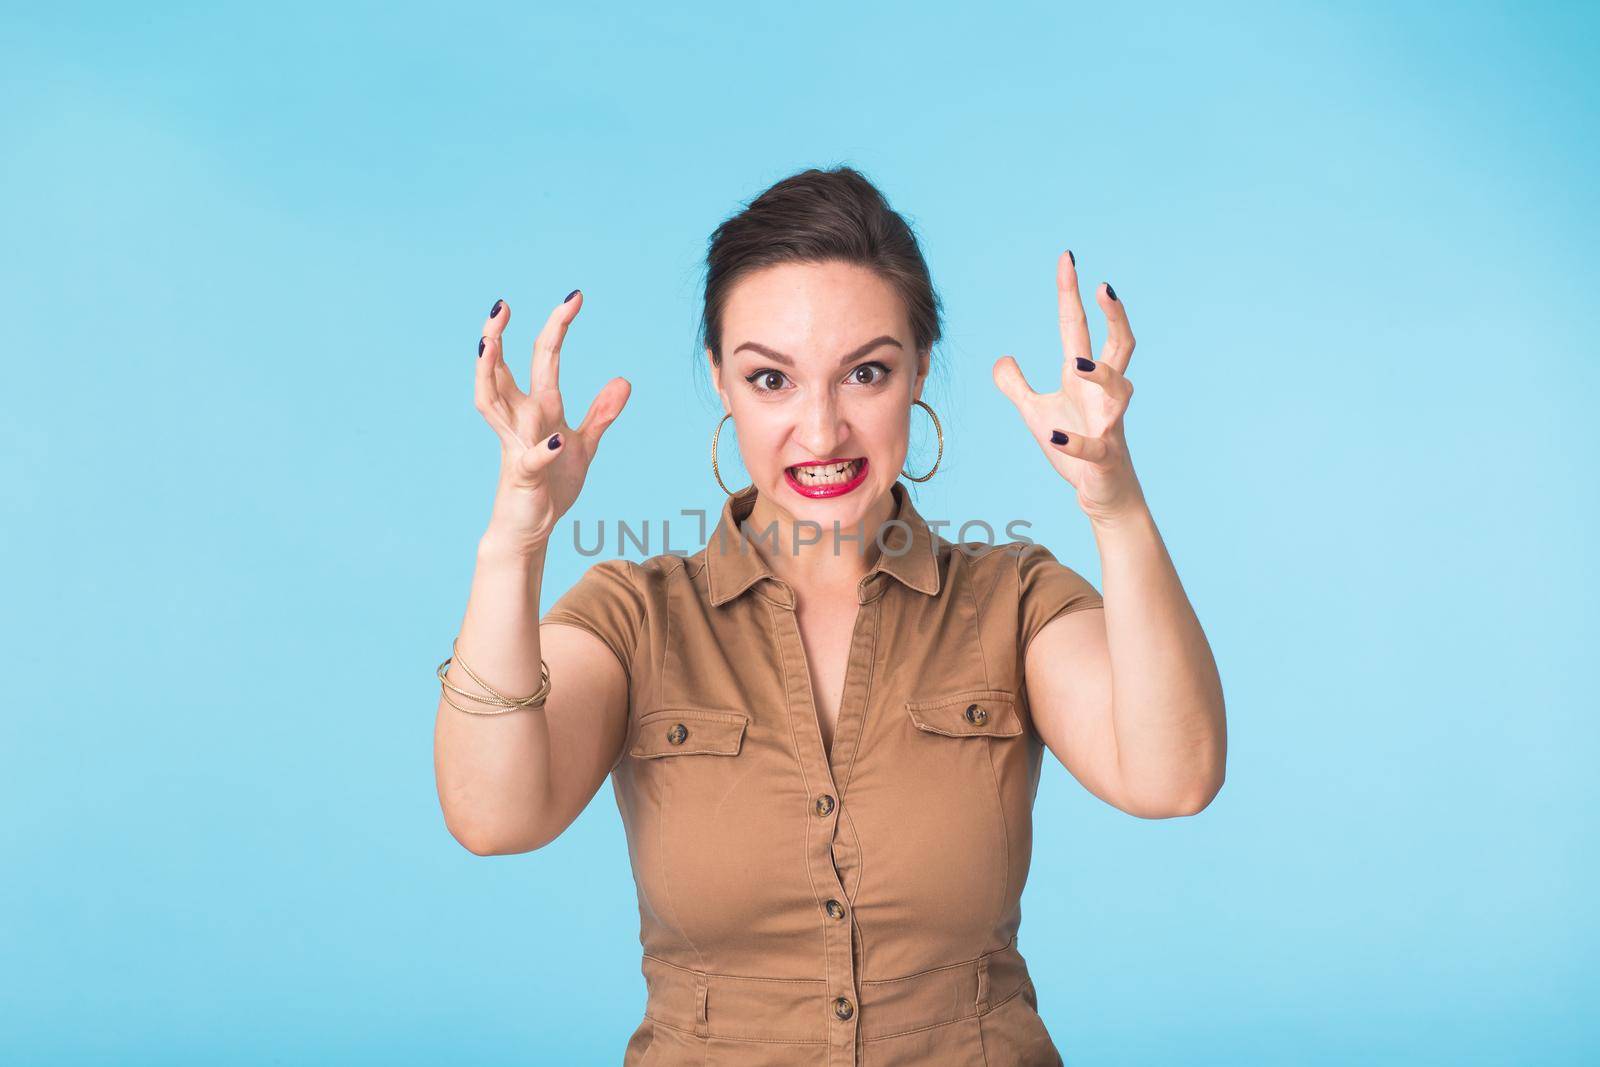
{"left": 475, "top": 291, "right": 631, "bottom": 550}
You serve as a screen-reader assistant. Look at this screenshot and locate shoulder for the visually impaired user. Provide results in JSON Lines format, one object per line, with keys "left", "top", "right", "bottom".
{"left": 934, "top": 537, "right": 1097, "bottom": 601}
{"left": 916, "top": 537, "right": 1033, "bottom": 611}
{"left": 569, "top": 549, "right": 695, "bottom": 580}
{"left": 934, "top": 537, "right": 1036, "bottom": 580}
{"left": 635, "top": 549, "right": 698, "bottom": 587}
{"left": 937, "top": 537, "right": 1033, "bottom": 564}
{"left": 571, "top": 550, "right": 701, "bottom": 606}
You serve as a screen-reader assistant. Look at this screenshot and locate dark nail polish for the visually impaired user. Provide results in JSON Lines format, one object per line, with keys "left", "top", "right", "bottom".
{"left": 1050, "top": 430, "right": 1069, "bottom": 445}
{"left": 478, "top": 336, "right": 485, "bottom": 357}
{"left": 547, "top": 433, "right": 561, "bottom": 450}
{"left": 1105, "top": 283, "right": 1117, "bottom": 301}
{"left": 1075, "top": 356, "right": 1096, "bottom": 372}
{"left": 563, "top": 289, "right": 580, "bottom": 303}
{"left": 490, "top": 299, "right": 503, "bottom": 318}
{"left": 1067, "top": 250, "right": 1075, "bottom": 267}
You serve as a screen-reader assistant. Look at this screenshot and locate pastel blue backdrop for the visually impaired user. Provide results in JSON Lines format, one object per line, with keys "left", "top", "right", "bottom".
{"left": 3, "top": 2, "right": 1594, "bottom": 1063}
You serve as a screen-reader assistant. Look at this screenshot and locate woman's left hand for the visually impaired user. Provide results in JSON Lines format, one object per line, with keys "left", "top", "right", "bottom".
{"left": 992, "top": 249, "right": 1146, "bottom": 523}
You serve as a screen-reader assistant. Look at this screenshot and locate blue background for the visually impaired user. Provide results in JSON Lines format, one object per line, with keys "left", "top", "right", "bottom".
{"left": 3, "top": 1, "right": 1595, "bottom": 1063}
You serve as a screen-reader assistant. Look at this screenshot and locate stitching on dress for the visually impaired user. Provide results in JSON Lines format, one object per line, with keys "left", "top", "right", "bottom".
{"left": 839, "top": 596, "right": 877, "bottom": 800}
{"left": 963, "top": 555, "right": 992, "bottom": 687}
{"left": 984, "top": 737, "right": 1011, "bottom": 937}
{"left": 839, "top": 596, "right": 878, "bottom": 976}
{"left": 642, "top": 1014, "right": 829, "bottom": 1045}
{"left": 654, "top": 751, "right": 709, "bottom": 981}
{"left": 861, "top": 945, "right": 991, "bottom": 985}
{"left": 641, "top": 954, "right": 827, "bottom": 983}
{"left": 662, "top": 561, "right": 676, "bottom": 707}
{"left": 765, "top": 597, "right": 830, "bottom": 997}
{"left": 858, "top": 981, "right": 1028, "bottom": 1043}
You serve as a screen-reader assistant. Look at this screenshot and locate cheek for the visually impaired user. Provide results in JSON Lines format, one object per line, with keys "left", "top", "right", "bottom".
{"left": 731, "top": 414, "right": 788, "bottom": 470}
{"left": 852, "top": 402, "right": 911, "bottom": 460}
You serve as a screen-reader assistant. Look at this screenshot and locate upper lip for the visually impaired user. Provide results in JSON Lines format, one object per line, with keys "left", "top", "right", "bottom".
{"left": 788, "top": 457, "right": 864, "bottom": 469}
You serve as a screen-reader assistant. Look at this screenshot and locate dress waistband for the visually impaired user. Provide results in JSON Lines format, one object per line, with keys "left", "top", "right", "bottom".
{"left": 638, "top": 934, "right": 1033, "bottom": 1044}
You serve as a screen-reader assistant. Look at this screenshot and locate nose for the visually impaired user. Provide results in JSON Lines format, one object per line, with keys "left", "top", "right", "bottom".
{"left": 794, "top": 390, "right": 848, "bottom": 459}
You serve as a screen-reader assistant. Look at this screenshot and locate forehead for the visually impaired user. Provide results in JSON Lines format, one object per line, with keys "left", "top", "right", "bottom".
{"left": 722, "top": 261, "right": 907, "bottom": 354}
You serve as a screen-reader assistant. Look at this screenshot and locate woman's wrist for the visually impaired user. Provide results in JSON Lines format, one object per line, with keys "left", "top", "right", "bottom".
{"left": 1083, "top": 490, "right": 1153, "bottom": 536}
{"left": 478, "top": 520, "right": 550, "bottom": 565}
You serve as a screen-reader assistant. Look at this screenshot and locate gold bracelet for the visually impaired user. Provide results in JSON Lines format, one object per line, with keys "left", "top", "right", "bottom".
{"left": 436, "top": 637, "right": 552, "bottom": 715}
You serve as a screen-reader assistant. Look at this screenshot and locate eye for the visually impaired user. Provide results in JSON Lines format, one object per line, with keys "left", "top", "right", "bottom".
{"left": 744, "top": 368, "right": 790, "bottom": 394}
{"left": 847, "top": 361, "right": 891, "bottom": 386}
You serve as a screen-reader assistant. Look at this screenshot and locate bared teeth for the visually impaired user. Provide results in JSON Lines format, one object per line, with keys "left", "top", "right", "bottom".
{"left": 792, "top": 459, "right": 862, "bottom": 484}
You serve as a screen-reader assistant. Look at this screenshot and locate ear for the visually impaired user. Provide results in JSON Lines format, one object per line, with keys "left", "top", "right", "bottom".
{"left": 912, "top": 348, "right": 931, "bottom": 402}
{"left": 706, "top": 346, "right": 732, "bottom": 414}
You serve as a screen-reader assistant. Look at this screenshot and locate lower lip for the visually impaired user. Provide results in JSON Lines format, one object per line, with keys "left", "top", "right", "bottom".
{"left": 785, "top": 458, "right": 869, "bottom": 498}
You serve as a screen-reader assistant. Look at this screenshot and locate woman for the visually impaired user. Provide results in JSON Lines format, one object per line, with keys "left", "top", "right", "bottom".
{"left": 433, "top": 167, "right": 1226, "bottom": 1066}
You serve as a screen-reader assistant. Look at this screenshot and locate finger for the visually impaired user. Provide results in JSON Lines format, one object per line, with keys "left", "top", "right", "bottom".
{"left": 1056, "top": 250, "right": 1092, "bottom": 387}
{"left": 1068, "top": 352, "right": 1134, "bottom": 407}
{"left": 991, "top": 354, "right": 1040, "bottom": 412}
{"left": 1094, "top": 282, "right": 1135, "bottom": 373}
{"left": 513, "top": 429, "right": 568, "bottom": 482}
{"left": 474, "top": 315, "right": 516, "bottom": 437}
{"left": 476, "top": 294, "right": 514, "bottom": 405}
{"left": 530, "top": 288, "right": 582, "bottom": 393}
{"left": 484, "top": 297, "right": 509, "bottom": 339}
{"left": 475, "top": 296, "right": 508, "bottom": 392}
{"left": 1045, "top": 428, "right": 1115, "bottom": 464}
{"left": 576, "top": 376, "right": 632, "bottom": 453}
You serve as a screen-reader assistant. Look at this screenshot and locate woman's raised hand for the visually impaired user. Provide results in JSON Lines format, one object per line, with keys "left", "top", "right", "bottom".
{"left": 992, "top": 250, "right": 1145, "bottom": 523}
{"left": 475, "top": 291, "right": 631, "bottom": 548}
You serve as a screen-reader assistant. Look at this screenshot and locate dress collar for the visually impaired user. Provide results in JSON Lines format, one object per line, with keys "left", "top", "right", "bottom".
{"left": 704, "top": 480, "right": 942, "bottom": 607}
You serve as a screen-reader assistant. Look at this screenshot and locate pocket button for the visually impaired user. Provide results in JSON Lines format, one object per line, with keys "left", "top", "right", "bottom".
{"left": 964, "top": 703, "right": 988, "bottom": 725}
{"left": 667, "top": 723, "right": 688, "bottom": 745}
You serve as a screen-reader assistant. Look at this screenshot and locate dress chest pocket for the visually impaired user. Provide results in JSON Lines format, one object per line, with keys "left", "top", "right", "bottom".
{"left": 904, "top": 688, "right": 1023, "bottom": 738}
{"left": 628, "top": 707, "right": 749, "bottom": 758}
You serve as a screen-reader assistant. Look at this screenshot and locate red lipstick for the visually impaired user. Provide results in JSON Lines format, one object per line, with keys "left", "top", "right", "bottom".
{"left": 784, "top": 457, "right": 869, "bottom": 499}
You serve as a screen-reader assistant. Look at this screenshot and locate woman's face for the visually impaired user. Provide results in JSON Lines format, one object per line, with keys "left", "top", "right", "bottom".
{"left": 710, "top": 259, "right": 929, "bottom": 530}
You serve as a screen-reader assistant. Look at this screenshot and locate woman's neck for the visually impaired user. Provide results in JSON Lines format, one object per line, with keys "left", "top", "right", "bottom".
{"left": 743, "top": 485, "right": 899, "bottom": 593}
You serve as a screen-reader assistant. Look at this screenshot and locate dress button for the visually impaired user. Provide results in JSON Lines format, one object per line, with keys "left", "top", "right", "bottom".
{"left": 833, "top": 995, "right": 854, "bottom": 1020}
{"left": 964, "top": 703, "right": 988, "bottom": 725}
{"left": 815, "top": 794, "right": 835, "bottom": 817}
{"left": 825, "top": 899, "right": 846, "bottom": 920}
{"left": 667, "top": 723, "right": 688, "bottom": 745}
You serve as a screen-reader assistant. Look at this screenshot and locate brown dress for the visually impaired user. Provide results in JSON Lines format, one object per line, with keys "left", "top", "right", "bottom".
{"left": 542, "top": 481, "right": 1105, "bottom": 1066}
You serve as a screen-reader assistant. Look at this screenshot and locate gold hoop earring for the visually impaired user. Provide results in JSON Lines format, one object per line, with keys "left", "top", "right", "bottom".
{"left": 711, "top": 412, "right": 752, "bottom": 497}
{"left": 901, "top": 398, "right": 944, "bottom": 482}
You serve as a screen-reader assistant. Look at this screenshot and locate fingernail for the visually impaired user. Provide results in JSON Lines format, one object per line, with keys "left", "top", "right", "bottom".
{"left": 478, "top": 336, "right": 485, "bottom": 358}
{"left": 547, "top": 433, "right": 561, "bottom": 450}
{"left": 1075, "top": 356, "right": 1096, "bottom": 372}
{"left": 1067, "top": 250, "right": 1075, "bottom": 267}
{"left": 1105, "top": 283, "right": 1117, "bottom": 301}
{"left": 1050, "top": 430, "right": 1069, "bottom": 445}
{"left": 490, "top": 299, "right": 503, "bottom": 318}
{"left": 563, "top": 289, "right": 580, "bottom": 303}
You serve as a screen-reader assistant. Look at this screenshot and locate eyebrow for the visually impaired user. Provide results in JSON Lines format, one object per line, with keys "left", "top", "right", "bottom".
{"left": 730, "top": 335, "right": 903, "bottom": 367}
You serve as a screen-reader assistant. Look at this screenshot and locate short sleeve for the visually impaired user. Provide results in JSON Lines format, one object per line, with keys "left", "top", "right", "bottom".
{"left": 541, "top": 558, "right": 646, "bottom": 682}
{"left": 1015, "top": 540, "right": 1104, "bottom": 650}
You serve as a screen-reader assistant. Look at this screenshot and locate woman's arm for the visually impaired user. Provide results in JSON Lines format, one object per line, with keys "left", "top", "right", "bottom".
{"left": 995, "top": 249, "right": 1226, "bottom": 819}
{"left": 1024, "top": 505, "right": 1226, "bottom": 819}
{"left": 432, "top": 292, "right": 633, "bottom": 854}
{"left": 433, "top": 531, "right": 629, "bottom": 856}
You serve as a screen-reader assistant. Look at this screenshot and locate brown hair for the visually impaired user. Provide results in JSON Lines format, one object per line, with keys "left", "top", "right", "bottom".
{"left": 698, "top": 166, "right": 944, "bottom": 368}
